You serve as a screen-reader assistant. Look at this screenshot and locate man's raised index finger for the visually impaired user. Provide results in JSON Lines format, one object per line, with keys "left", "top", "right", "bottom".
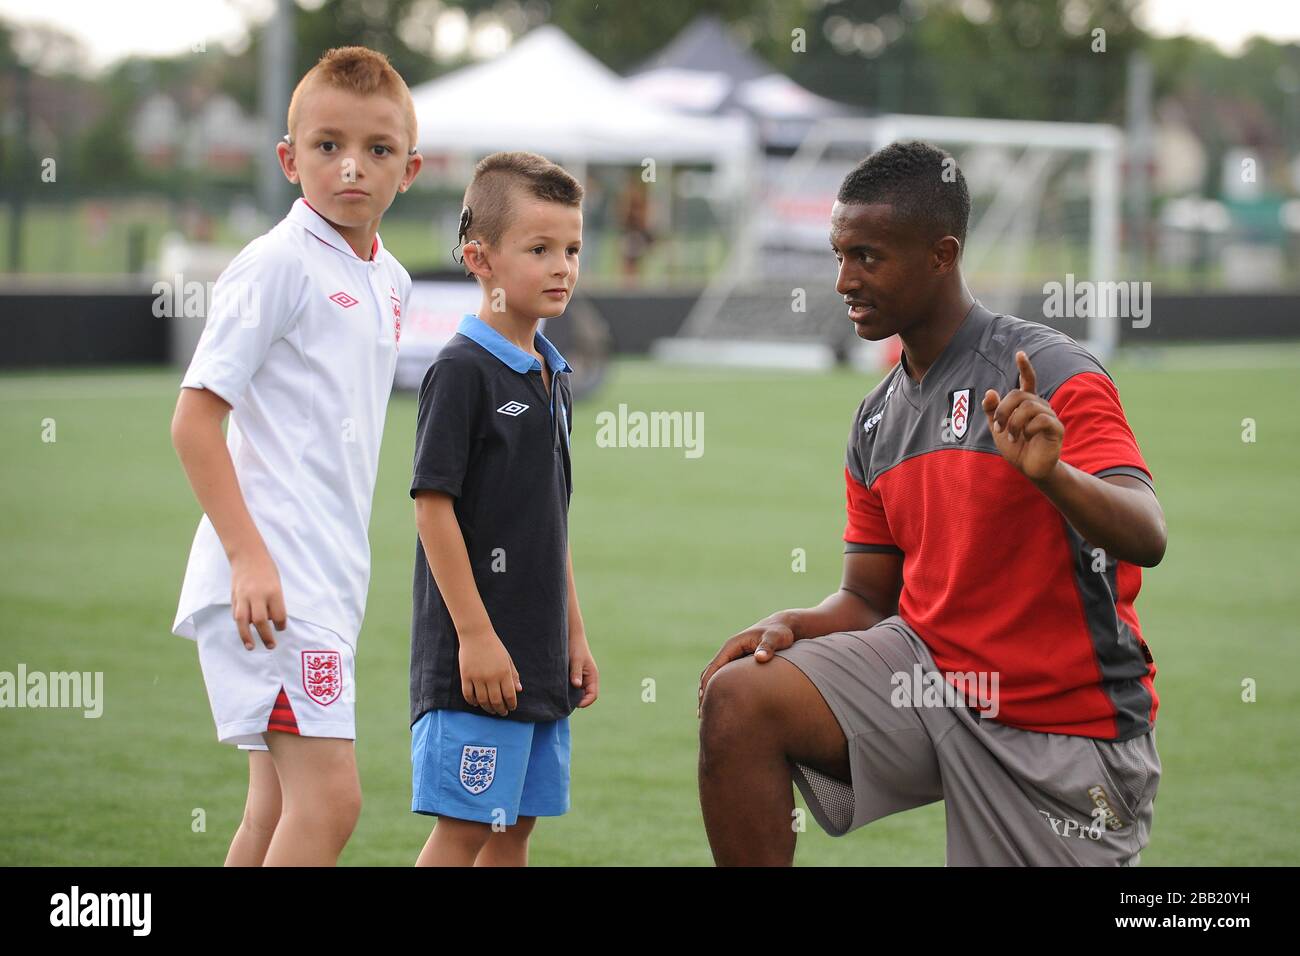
{"left": 1016, "top": 350, "right": 1037, "bottom": 394}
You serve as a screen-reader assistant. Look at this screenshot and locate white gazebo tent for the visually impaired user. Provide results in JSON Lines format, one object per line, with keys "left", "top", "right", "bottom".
{"left": 626, "top": 15, "right": 854, "bottom": 151}
{"left": 409, "top": 25, "right": 755, "bottom": 195}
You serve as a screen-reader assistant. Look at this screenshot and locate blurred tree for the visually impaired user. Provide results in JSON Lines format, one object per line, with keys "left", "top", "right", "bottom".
{"left": 1149, "top": 33, "right": 1300, "bottom": 144}
{"left": 540, "top": 0, "right": 804, "bottom": 72}
{"left": 0, "top": 19, "right": 15, "bottom": 72}
{"left": 782, "top": 0, "right": 1146, "bottom": 121}
{"left": 289, "top": 0, "right": 440, "bottom": 83}
{"left": 1, "top": 1, "right": 1296, "bottom": 194}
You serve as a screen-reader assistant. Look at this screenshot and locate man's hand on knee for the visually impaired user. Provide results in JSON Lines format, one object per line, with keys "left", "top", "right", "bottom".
{"left": 698, "top": 612, "right": 799, "bottom": 717}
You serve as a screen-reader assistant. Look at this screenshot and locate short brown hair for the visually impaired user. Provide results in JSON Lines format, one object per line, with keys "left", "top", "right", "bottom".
{"left": 287, "top": 47, "right": 418, "bottom": 151}
{"left": 459, "top": 151, "right": 584, "bottom": 251}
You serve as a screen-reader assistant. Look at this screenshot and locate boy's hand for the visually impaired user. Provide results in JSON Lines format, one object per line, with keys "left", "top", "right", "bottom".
{"left": 981, "top": 350, "right": 1063, "bottom": 483}
{"left": 569, "top": 634, "right": 599, "bottom": 707}
{"left": 458, "top": 629, "right": 522, "bottom": 716}
{"left": 229, "top": 548, "right": 287, "bottom": 650}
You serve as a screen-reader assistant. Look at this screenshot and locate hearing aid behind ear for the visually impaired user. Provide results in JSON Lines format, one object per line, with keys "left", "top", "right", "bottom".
{"left": 458, "top": 240, "right": 482, "bottom": 279}
{"left": 453, "top": 205, "right": 477, "bottom": 274}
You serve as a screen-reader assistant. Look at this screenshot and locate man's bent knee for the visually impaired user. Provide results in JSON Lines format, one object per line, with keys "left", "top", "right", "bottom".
{"left": 702, "top": 655, "right": 805, "bottom": 725}
{"left": 702, "top": 653, "right": 849, "bottom": 782}
{"left": 699, "top": 657, "right": 792, "bottom": 767}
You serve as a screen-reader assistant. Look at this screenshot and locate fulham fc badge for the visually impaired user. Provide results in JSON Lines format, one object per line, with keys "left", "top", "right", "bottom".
{"left": 949, "top": 388, "right": 971, "bottom": 441}
{"left": 460, "top": 745, "right": 496, "bottom": 794}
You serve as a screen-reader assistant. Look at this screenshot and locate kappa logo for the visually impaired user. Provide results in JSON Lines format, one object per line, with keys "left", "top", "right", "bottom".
{"left": 328, "top": 291, "right": 359, "bottom": 309}
{"left": 460, "top": 745, "right": 496, "bottom": 794}
{"left": 1087, "top": 784, "right": 1128, "bottom": 831}
{"left": 497, "top": 401, "right": 529, "bottom": 417}
{"left": 301, "top": 651, "right": 342, "bottom": 706}
{"left": 863, "top": 380, "right": 898, "bottom": 434}
{"left": 949, "top": 388, "right": 971, "bottom": 441}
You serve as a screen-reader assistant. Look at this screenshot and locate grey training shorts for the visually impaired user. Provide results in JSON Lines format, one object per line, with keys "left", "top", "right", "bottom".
{"left": 777, "top": 616, "right": 1161, "bottom": 866}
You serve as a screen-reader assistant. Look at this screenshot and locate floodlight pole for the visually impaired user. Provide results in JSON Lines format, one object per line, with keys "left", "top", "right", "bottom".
{"left": 259, "top": 0, "right": 294, "bottom": 220}
{"left": 7, "top": 63, "right": 30, "bottom": 273}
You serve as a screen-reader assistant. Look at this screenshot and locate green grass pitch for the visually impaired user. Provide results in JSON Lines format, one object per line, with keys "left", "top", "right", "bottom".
{"left": 1, "top": 345, "right": 1297, "bottom": 865}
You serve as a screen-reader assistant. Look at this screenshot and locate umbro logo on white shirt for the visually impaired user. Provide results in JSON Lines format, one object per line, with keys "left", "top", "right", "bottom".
{"left": 329, "top": 291, "right": 359, "bottom": 308}
{"left": 497, "top": 401, "right": 529, "bottom": 416}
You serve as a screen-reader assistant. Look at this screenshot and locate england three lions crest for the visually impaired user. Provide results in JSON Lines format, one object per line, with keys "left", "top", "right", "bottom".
{"left": 949, "top": 388, "right": 971, "bottom": 441}
{"left": 301, "top": 651, "right": 342, "bottom": 706}
{"left": 460, "top": 745, "right": 496, "bottom": 795}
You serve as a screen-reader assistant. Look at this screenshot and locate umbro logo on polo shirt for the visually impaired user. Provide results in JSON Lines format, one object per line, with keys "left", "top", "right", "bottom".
{"left": 497, "top": 401, "right": 529, "bottom": 416}
{"left": 329, "top": 291, "right": 359, "bottom": 308}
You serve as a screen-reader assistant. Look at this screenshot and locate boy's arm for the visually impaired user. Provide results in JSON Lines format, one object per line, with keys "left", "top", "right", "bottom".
{"left": 564, "top": 544, "right": 598, "bottom": 707}
{"left": 565, "top": 545, "right": 587, "bottom": 647}
{"left": 982, "top": 350, "right": 1167, "bottom": 567}
{"left": 414, "top": 491, "right": 521, "bottom": 716}
{"left": 171, "top": 387, "right": 285, "bottom": 650}
{"left": 171, "top": 235, "right": 306, "bottom": 650}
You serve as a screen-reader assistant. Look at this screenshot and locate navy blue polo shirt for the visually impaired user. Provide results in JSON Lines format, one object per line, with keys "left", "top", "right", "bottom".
{"left": 409, "top": 313, "right": 582, "bottom": 725}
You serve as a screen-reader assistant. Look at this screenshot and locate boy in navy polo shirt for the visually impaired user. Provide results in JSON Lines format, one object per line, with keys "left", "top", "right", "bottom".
{"left": 409, "top": 151, "right": 599, "bottom": 866}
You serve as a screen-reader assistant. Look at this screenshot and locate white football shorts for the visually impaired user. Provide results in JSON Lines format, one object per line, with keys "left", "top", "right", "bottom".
{"left": 191, "top": 604, "right": 357, "bottom": 751}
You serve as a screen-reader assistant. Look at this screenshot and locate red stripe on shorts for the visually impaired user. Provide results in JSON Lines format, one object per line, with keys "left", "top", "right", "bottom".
{"left": 266, "top": 685, "right": 300, "bottom": 735}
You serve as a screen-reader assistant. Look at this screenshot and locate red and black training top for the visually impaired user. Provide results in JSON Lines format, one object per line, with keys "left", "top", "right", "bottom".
{"left": 844, "top": 302, "right": 1157, "bottom": 741}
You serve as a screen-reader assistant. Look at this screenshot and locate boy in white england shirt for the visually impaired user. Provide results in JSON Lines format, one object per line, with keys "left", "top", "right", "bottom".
{"left": 170, "top": 47, "right": 422, "bottom": 866}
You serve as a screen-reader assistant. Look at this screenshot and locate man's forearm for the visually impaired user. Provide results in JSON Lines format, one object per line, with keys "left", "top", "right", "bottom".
{"left": 1032, "top": 463, "right": 1167, "bottom": 567}
{"left": 769, "top": 587, "right": 887, "bottom": 641}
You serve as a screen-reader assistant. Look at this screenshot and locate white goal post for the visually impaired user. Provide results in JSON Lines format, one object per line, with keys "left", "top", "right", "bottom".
{"left": 655, "top": 113, "right": 1124, "bottom": 368}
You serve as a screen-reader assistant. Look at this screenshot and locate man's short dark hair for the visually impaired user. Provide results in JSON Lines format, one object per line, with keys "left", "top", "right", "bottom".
{"left": 837, "top": 141, "right": 970, "bottom": 247}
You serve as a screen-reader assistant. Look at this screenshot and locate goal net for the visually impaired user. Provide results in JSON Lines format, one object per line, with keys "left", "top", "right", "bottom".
{"left": 653, "top": 114, "right": 1123, "bottom": 370}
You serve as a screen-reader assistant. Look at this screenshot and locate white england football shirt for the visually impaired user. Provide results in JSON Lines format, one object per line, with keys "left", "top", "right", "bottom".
{"left": 173, "top": 198, "right": 410, "bottom": 644}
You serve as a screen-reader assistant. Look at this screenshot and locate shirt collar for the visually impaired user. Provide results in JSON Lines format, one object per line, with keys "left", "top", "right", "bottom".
{"left": 898, "top": 299, "right": 993, "bottom": 390}
{"left": 457, "top": 313, "right": 573, "bottom": 375}
{"left": 288, "top": 197, "right": 383, "bottom": 262}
